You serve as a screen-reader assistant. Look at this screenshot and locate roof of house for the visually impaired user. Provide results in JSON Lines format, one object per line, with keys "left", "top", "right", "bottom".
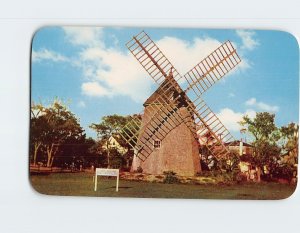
{"left": 109, "top": 135, "right": 127, "bottom": 148}
{"left": 224, "top": 140, "right": 253, "bottom": 147}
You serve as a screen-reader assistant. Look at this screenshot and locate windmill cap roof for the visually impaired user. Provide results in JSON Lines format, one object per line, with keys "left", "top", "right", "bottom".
{"left": 143, "top": 77, "right": 177, "bottom": 106}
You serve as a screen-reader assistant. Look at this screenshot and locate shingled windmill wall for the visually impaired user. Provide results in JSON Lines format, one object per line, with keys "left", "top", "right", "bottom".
{"left": 131, "top": 81, "right": 201, "bottom": 176}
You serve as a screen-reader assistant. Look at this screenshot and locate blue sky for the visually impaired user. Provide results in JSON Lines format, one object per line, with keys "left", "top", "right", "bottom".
{"left": 31, "top": 27, "right": 299, "bottom": 140}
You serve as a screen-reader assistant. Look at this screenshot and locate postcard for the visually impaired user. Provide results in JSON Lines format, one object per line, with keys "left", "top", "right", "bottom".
{"left": 30, "top": 27, "right": 298, "bottom": 199}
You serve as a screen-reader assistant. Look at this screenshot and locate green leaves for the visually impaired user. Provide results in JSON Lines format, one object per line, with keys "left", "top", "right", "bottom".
{"left": 30, "top": 100, "right": 85, "bottom": 167}
{"left": 240, "top": 112, "right": 277, "bottom": 142}
{"left": 90, "top": 114, "right": 128, "bottom": 139}
{"left": 240, "top": 112, "right": 280, "bottom": 166}
{"left": 239, "top": 112, "right": 298, "bottom": 176}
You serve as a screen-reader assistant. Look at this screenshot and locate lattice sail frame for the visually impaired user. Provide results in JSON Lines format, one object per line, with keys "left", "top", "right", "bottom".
{"left": 120, "top": 31, "right": 241, "bottom": 161}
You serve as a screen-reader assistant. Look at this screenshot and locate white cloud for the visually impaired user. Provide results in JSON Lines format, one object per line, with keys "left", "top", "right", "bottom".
{"left": 156, "top": 36, "right": 249, "bottom": 76}
{"left": 245, "top": 98, "right": 279, "bottom": 112}
{"left": 229, "top": 92, "right": 235, "bottom": 98}
{"left": 245, "top": 97, "right": 256, "bottom": 105}
{"left": 257, "top": 102, "right": 279, "bottom": 112}
{"left": 77, "top": 100, "right": 86, "bottom": 108}
{"left": 73, "top": 33, "right": 251, "bottom": 102}
{"left": 236, "top": 30, "right": 259, "bottom": 51}
{"left": 217, "top": 108, "right": 256, "bottom": 132}
{"left": 32, "top": 49, "right": 68, "bottom": 62}
{"left": 59, "top": 27, "right": 153, "bottom": 102}
{"left": 62, "top": 27, "right": 103, "bottom": 46}
{"left": 156, "top": 37, "right": 221, "bottom": 74}
{"left": 37, "top": 27, "right": 253, "bottom": 103}
{"left": 81, "top": 82, "right": 113, "bottom": 97}
{"left": 79, "top": 47, "right": 153, "bottom": 102}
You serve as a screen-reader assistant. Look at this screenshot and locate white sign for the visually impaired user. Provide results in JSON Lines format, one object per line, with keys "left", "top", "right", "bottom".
{"left": 94, "top": 168, "right": 119, "bottom": 192}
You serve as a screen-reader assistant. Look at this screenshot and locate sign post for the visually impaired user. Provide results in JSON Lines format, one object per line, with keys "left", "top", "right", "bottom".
{"left": 94, "top": 168, "right": 119, "bottom": 192}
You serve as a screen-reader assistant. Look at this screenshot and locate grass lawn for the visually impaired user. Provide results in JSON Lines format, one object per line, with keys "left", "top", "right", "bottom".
{"left": 30, "top": 173, "right": 297, "bottom": 200}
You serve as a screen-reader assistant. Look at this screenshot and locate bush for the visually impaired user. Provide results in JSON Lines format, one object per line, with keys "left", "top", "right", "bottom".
{"left": 109, "top": 148, "right": 125, "bottom": 169}
{"left": 163, "top": 171, "right": 179, "bottom": 184}
{"left": 270, "top": 164, "right": 297, "bottom": 181}
{"left": 234, "top": 172, "right": 248, "bottom": 183}
{"left": 136, "top": 166, "right": 143, "bottom": 173}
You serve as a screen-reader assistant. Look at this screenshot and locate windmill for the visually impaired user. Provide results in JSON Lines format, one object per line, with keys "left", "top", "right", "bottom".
{"left": 120, "top": 31, "right": 241, "bottom": 176}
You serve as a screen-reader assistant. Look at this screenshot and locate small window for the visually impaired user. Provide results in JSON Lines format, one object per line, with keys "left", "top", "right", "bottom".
{"left": 153, "top": 139, "right": 161, "bottom": 149}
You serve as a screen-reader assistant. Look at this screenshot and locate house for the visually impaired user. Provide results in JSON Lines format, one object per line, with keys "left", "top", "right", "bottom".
{"left": 102, "top": 135, "right": 128, "bottom": 155}
{"left": 225, "top": 140, "right": 254, "bottom": 156}
{"left": 223, "top": 140, "right": 258, "bottom": 180}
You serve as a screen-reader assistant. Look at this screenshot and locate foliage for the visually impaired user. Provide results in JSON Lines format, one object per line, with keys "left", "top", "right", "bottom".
{"left": 271, "top": 164, "right": 297, "bottom": 181}
{"left": 280, "top": 122, "right": 299, "bottom": 166}
{"left": 30, "top": 100, "right": 85, "bottom": 167}
{"left": 90, "top": 114, "right": 138, "bottom": 168}
{"left": 136, "top": 166, "right": 143, "bottom": 173}
{"left": 31, "top": 109, "right": 139, "bottom": 169}
{"left": 52, "top": 137, "right": 98, "bottom": 169}
{"left": 240, "top": 112, "right": 279, "bottom": 142}
{"left": 240, "top": 112, "right": 298, "bottom": 181}
{"left": 200, "top": 169, "right": 246, "bottom": 184}
{"left": 235, "top": 172, "right": 248, "bottom": 183}
{"left": 200, "top": 145, "right": 240, "bottom": 173}
{"left": 239, "top": 112, "right": 280, "bottom": 173}
{"left": 163, "top": 171, "right": 179, "bottom": 184}
{"left": 216, "top": 154, "right": 241, "bottom": 173}
{"left": 30, "top": 106, "right": 49, "bottom": 165}
{"left": 90, "top": 114, "right": 128, "bottom": 140}
{"left": 107, "top": 148, "right": 125, "bottom": 169}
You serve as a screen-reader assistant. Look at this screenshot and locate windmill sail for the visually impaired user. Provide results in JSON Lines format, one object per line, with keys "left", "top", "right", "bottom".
{"left": 183, "top": 41, "right": 241, "bottom": 95}
{"left": 180, "top": 41, "right": 241, "bottom": 159}
{"left": 189, "top": 97, "right": 234, "bottom": 159}
{"left": 126, "top": 30, "right": 184, "bottom": 85}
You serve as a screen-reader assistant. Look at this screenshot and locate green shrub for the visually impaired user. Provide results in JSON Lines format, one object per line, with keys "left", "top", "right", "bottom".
{"left": 234, "top": 172, "right": 247, "bottom": 183}
{"left": 135, "top": 166, "right": 143, "bottom": 173}
{"left": 163, "top": 171, "right": 179, "bottom": 184}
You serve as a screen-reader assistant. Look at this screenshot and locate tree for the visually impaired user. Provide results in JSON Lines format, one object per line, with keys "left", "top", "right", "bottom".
{"left": 240, "top": 112, "right": 281, "bottom": 181}
{"left": 30, "top": 103, "right": 47, "bottom": 166}
{"left": 30, "top": 100, "right": 85, "bottom": 167}
{"left": 90, "top": 114, "right": 128, "bottom": 168}
{"left": 53, "top": 135, "right": 95, "bottom": 169}
{"left": 280, "top": 122, "right": 299, "bottom": 163}
{"left": 278, "top": 123, "right": 299, "bottom": 179}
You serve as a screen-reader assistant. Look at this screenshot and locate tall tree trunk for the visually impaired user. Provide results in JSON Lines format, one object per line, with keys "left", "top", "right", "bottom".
{"left": 257, "top": 166, "right": 262, "bottom": 182}
{"left": 255, "top": 149, "right": 262, "bottom": 182}
{"left": 107, "top": 151, "right": 110, "bottom": 168}
{"left": 46, "top": 144, "right": 54, "bottom": 167}
{"left": 33, "top": 142, "right": 41, "bottom": 166}
{"left": 107, "top": 140, "right": 110, "bottom": 168}
{"left": 50, "top": 156, "right": 55, "bottom": 167}
{"left": 47, "top": 146, "right": 52, "bottom": 167}
{"left": 47, "top": 144, "right": 58, "bottom": 167}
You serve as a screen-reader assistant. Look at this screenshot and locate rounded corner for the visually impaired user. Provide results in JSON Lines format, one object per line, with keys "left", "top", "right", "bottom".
{"left": 276, "top": 29, "right": 300, "bottom": 51}
{"left": 278, "top": 181, "right": 298, "bottom": 200}
{"left": 28, "top": 174, "right": 50, "bottom": 196}
{"left": 31, "top": 26, "right": 49, "bottom": 45}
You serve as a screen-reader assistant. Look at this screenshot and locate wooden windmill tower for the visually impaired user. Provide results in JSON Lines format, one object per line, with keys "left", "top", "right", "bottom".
{"left": 120, "top": 31, "right": 241, "bottom": 176}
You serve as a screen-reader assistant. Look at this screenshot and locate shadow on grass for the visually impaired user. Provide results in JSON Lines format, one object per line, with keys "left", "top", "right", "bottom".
{"left": 106, "top": 186, "right": 133, "bottom": 190}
